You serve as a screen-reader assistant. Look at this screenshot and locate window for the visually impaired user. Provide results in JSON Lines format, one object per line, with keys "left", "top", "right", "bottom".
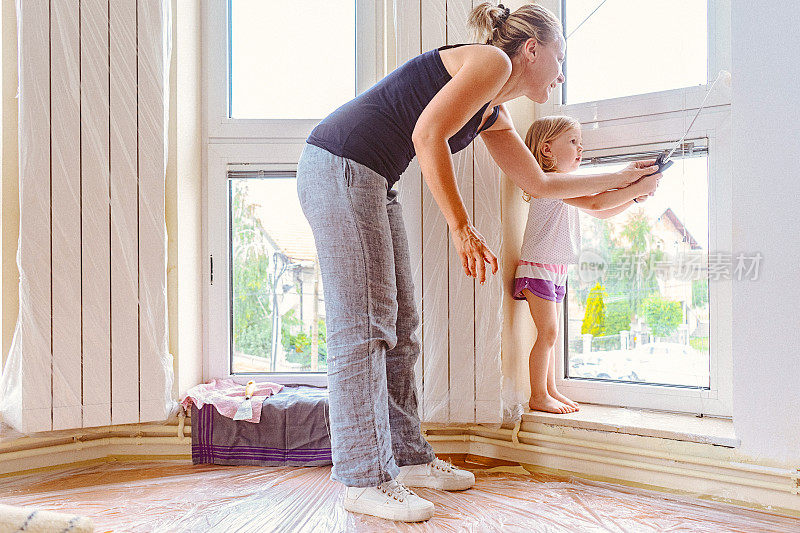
{"left": 229, "top": 0, "right": 356, "bottom": 119}
{"left": 203, "top": 1, "right": 382, "bottom": 385}
{"left": 538, "top": 0, "right": 731, "bottom": 414}
{"left": 566, "top": 147, "right": 711, "bottom": 390}
{"left": 562, "top": 0, "right": 708, "bottom": 104}
{"left": 553, "top": 112, "right": 732, "bottom": 416}
{"left": 204, "top": 0, "right": 381, "bottom": 138}
{"left": 229, "top": 173, "right": 326, "bottom": 374}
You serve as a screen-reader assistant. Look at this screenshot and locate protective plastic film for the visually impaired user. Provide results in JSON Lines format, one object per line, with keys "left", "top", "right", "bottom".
{"left": 0, "top": 460, "right": 796, "bottom": 532}
{"left": 393, "top": 0, "right": 504, "bottom": 427}
{"left": 0, "top": 0, "right": 175, "bottom": 437}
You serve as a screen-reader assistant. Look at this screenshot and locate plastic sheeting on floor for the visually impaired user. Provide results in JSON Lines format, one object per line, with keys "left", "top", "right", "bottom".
{"left": 0, "top": 460, "right": 797, "bottom": 532}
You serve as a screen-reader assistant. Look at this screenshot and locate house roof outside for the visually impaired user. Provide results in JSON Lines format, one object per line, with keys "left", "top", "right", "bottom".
{"left": 657, "top": 207, "right": 702, "bottom": 250}
{"left": 246, "top": 178, "right": 318, "bottom": 264}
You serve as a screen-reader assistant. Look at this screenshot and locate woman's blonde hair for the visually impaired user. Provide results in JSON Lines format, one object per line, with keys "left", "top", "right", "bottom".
{"left": 522, "top": 115, "right": 581, "bottom": 201}
{"left": 468, "top": 2, "right": 563, "bottom": 58}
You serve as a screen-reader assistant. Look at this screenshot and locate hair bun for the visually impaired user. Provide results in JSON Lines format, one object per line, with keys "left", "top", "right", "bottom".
{"left": 467, "top": 2, "right": 561, "bottom": 51}
{"left": 498, "top": 4, "right": 511, "bottom": 23}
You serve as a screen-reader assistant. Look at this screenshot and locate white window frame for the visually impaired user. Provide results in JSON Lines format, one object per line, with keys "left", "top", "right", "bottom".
{"left": 556, "top": 0, "right": 730, "bottom": 109}
{"left": 541, "top": 0, "right": 732, "bottom": 415}
{"left": 203, "top": 0, "right": 383, "bottom": 139}
{"left": 201, "top": 0, "right": 383, "bottom": 386}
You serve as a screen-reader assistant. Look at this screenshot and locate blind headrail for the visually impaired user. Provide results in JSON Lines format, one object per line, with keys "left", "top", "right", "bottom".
{"left": 581, "top": 140, "right": 708, "bottom": 167}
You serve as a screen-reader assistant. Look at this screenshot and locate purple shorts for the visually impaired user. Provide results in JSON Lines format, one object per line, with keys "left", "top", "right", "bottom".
{"left": 513, "top": 261, "right": 568, "bottom": 303}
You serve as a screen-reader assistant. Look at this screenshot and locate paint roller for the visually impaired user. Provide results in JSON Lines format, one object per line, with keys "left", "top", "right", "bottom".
{"left": 0, "top": 504, "right": 94, "bottom": 532}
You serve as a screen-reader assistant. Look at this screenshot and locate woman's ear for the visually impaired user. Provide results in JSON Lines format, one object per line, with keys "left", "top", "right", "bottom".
{"left": 523, "top": 38, "right": 537, "bottom": 62}
{"left": 541, "top": 141, "right": 552, "bottom": 156}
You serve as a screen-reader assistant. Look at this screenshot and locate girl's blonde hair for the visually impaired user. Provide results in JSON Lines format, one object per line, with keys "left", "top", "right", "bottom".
{"left": 522, "top": 115, "right": 581, "bottom": 201}
{"left": 468, "top": 2, "right": 563, "bottom": 58}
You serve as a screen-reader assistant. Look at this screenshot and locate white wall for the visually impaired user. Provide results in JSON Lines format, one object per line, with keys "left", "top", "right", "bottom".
{"left": 731, "top": 2, "right": 800, "bottom": 464}
{"left": 171, "top": 0, "right": 204, "bottom": 398}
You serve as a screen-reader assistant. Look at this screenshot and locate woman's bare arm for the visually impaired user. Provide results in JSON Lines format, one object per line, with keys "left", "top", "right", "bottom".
{"left": 412, "top": 45, "right": 512, "bottom": 282}
{"left": 413, "top": 45, "right": 511, "bottom": 231}
{"left": 479, "top": 106, "right": 659, "bottom": 198}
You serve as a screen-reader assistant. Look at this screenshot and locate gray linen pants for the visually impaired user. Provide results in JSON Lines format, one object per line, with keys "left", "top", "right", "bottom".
{"left": 296, "top": 143, "right": 435, "bottom": 487}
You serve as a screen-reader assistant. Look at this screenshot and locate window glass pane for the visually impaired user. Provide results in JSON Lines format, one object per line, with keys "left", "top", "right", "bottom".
{"left": 564, "top": 0, "right": 707, "bottom": 103}
{"left": 229, "top": 0, "right": 356, "bottom": 119}
{"left": 230, "top": 177, "right": 327, "bottom": 373}
{"left": 566, "top": 155, "right": 710, "bottom": 388}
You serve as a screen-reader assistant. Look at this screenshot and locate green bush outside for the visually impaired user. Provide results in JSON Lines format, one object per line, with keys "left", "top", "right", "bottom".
{"left": 690, "top": 337, "right": 709, "bottom": 352}
{"left": 282, "top": 308, "right": 328, "bottom": 368}
{"left": 642, "top": 296, "right": 683, "bottom": 337}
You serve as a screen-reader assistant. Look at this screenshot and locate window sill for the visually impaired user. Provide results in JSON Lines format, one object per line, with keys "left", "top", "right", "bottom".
{"left": 521, "top": 403, "right": 739, "bottom": 448}
{"left": 227, "top": 373, "right": 328, "bottom": 388}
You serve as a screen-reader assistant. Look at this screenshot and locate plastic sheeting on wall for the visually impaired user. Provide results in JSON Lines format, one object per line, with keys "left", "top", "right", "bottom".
{"left": 0, "top": 0, "right": 175, "bottom": 436}
{"left": 394, "top": 0, "right": 505, "bottom": 427}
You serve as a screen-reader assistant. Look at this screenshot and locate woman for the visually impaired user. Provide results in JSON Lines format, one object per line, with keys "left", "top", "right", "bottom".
{"left": 297, "top": 2, "right": 660, "bottom": 523}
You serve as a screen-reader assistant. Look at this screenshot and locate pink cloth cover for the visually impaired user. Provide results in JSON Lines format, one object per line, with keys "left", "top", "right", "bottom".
{"left": 181, "top": 378, "right": 284, "bottom": 423}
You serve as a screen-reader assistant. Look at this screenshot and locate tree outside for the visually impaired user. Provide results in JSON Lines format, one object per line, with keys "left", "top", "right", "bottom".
{"left": 231, "top": 181, "right": 274, "bottom": 362}
{"left": 581, "top": 282, "right": 606, "bottom": 336}
{"left": 282, "top": 309, "right": 328, "bottom": 368}
{"left": 604, "top": 299, "right": 633, "bottom": 336}
{"left": 231, "top": 180, "right": 327, "bottom": 372}
{"left": 566, "top": 203, "right": 709, "bottom": 387}
{"left": 609, "top": 210, "right": 663, "bottom": 319}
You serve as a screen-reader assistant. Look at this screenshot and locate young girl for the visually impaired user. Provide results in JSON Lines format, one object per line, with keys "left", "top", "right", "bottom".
{"left": 515, "top": 116, "right": 660, "bottom": 414}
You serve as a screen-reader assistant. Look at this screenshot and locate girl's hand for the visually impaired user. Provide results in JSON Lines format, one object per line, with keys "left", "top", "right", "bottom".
{"left": 633, "top": 194, "right": 650, "bottom": 204}
{"left": 637, "top": 171, "right": 661, "bottom": 197}
{"left": 451, "top": 224, "right": 498, "bottom": 284}
{"left": 615, "top": 160, "right": 660, "bottom": 188}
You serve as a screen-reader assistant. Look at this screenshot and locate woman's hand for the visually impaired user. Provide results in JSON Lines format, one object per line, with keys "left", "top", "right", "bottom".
{"left": 451, "top": 224, "right": 498, "bottom": 284}
{"left": 615, "top": 160, "right": 661, "bottom": 188}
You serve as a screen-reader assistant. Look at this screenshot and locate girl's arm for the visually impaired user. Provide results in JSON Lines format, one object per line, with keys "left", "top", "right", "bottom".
{"left": 581, "top": 201, "right": 635, "bottom": 220}
{"left": 479, "top": 106, "right": 659, "bottom": 198}
{"left": 580, "top": 192, "right": 653, "bottom": 219}
{"left": 561, "top": 172, "right": 659, "bottom": 211}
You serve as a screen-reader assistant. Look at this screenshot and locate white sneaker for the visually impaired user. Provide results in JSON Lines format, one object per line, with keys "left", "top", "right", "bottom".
{"left": 342, "top": 479, "right": 434, "bottom": 522}
{"left": 396, "top": 458, "right": 475, "bottom": 491}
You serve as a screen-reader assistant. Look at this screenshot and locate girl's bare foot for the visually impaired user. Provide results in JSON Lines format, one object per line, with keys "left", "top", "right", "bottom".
{"left": 528, "top": 394, "right": 576, "bottom": 414}
{"left": 548, "top": 388, "right": 579, "bottom": 410}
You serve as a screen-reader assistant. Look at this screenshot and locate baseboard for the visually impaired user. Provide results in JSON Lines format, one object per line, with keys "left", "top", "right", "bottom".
{"left": 1, "top": 420, "right": 797, "bottom": 519}
{"left": 0, "top": 436, "right": 192, "bottom": 477}
{"left": 426, "top": 423, "right": 800, "bottom": 517}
